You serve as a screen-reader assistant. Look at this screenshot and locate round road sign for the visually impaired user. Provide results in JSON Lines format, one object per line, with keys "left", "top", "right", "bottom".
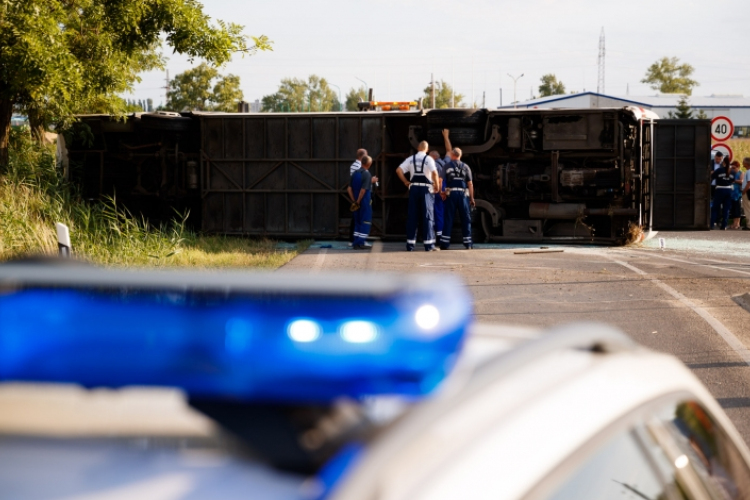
{"left": 711, "top": 143, "right": 733, "bottom": 162}
{"left": 711, "top": 116, "right": 734, "bottom": 142}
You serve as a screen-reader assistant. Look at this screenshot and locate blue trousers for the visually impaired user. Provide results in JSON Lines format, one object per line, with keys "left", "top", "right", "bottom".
{"left": 711, "top": 188, "right": 732, "bottom": 229}
{"left": 406, "top": 186, "right": 435, "bottom": 251}
{"left": 353, "top": 193, "right": 372, "bottom": 246}
{"left": 434, "top": 193, "right": 444, "bottom": 238}
{"left": 440, "top": 192, "right": 472, "bottom": 249}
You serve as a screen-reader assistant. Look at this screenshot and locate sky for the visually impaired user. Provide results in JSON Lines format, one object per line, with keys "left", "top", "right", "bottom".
{"left": 128, "top": 0, "right": 750, "bottom": 109}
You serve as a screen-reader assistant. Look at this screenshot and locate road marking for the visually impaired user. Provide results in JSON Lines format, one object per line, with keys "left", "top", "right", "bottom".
{"left": 626, "top": 250, "right": 750, "bottom": 278}
{"left": 608, "top": 257, "right": 750, "bottom": 366}
{"left": 311, "top": 248, "right": 327, "bottom": 274}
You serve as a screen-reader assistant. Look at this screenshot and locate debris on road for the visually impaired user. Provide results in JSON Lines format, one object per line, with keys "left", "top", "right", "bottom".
{"left": 513, "top": 249, "right": 565, "bottom": 255}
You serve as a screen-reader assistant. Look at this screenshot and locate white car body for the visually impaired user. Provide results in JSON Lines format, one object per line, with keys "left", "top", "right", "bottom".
{"left": 332, "top": 323, "right": 750, "bottom": 500}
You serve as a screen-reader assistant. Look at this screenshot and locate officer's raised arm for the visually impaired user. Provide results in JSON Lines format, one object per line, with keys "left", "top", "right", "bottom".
{"left": 442, "top": 129, "right": 453, "bottom": 155}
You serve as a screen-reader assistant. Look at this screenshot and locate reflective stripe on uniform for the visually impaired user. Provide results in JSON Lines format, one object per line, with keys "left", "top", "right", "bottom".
{"left": 411, "top": 182, "right": 432, "bottom": 187}
{"left": 424, "top": 239, "right": 436, "bottom": 245}
{"left": 406, "top": 239, "right": 416, "bottom": 244}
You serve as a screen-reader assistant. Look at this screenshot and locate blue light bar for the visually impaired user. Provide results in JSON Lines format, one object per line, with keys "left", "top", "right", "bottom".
{"left": 0, "top": 266, "right": 472, "bottom": 402}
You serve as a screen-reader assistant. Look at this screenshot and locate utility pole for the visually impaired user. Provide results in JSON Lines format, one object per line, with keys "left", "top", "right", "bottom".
{"left": 451, "top": 59, "right": 455, "bottom": 108}
{"left": 163, "top": 70, "right": 170, "bottom": 108}
{"left": 597, "top": 27, "right": 605, "bottom": 94}
{"left": 508, "top": 73, "right": 524, "bottom": 109}
{"left": 431, "top": 73, "right": 436, "bottom": 109}
{"left": 471, "top": 58, "right": 475, "bottom": 108}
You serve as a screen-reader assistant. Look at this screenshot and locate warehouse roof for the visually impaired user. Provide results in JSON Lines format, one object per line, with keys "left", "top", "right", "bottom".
{"left": 505, "top": 92, "right": 750, "bottom": 109}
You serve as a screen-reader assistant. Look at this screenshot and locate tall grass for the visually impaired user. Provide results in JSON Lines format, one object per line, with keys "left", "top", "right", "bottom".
{"left": 727, "top": 139, "right": 750, "bottom": 165}
{"left": 0, "top": 128, "right": 306, "bottom": 267}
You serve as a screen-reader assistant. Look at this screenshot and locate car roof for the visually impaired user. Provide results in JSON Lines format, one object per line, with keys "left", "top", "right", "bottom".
{"left": 330, "top": 323, "right": 747, "bottom": 500}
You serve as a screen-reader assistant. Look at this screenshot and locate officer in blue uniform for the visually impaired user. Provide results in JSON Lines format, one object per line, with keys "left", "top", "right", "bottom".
{"left": 429, "top": 150, "right": 447, "bottom": 242}
{"left": 347, "top": 156, "right": 374, "bottom": 249}
{"left": 396, "top": 141, "right": 440, "bottom": 251}
{"left": 711, "top": 160, "right": 734, "bottom": 230}
{"left": 439, "top": 138, "right": 475, "bottom": 250}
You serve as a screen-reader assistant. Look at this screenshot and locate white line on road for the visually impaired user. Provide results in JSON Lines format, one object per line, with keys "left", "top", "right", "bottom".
{"left": 311, "top": 248, "right": 327, "bottom": 274}
{"left": 608, "top": 257, "right": 750, "bottom": 366}
{"left": 626, "top": 251, "right": 750, "bottom": 277}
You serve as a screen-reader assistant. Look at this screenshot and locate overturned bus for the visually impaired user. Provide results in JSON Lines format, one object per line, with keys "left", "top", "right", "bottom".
{"left": 65, "top": 107, "right": 710, "bottom": 245}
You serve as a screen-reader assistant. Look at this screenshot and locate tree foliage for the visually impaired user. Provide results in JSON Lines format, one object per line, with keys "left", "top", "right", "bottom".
{"left": 421, "top": 80, "right": 465, "bottom": 108}
{"left": 539, "top": 74, "right": 566, "bottom": 97}
{"left": 346, "top": 86, "right": 368, "bottom": 111}
{"left": 261, "top": 75, "right": 341, "bottom": 112}
{"left": 166, "top": 63, "right": 243, "bottom": 112}
{"left": 0, "top": 0, "right": 271, "bottom": 169}
{"left": 641, "top": 57, "right": 698, "bottom": 95}
{"left": 667, "top": 96, "right": 708, "bottom": 119}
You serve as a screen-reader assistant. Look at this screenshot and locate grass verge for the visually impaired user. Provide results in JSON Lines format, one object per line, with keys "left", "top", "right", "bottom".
{"left": 0, "top": 128, "right": 309, "bottom": 268}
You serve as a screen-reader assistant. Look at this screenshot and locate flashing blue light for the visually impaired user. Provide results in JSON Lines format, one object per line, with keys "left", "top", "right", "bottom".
{"left": 288, "top": 319, "right": 321, "bottom": 343}
{"left": 340, "top": 321, "right": 378, "bottom": 344}
{"left": 0, "top": 268, "right": 473, "bottom": 402}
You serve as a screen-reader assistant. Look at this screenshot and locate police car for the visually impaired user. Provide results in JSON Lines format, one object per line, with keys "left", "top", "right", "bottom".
{"left": 0, "top": 263, "right": 749, "bottom": 500}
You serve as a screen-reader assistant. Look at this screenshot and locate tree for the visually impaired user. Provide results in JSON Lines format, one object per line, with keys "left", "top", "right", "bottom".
{"left": 261, "top": 75, "right": 340, "bottom": 112}
{"left": 641, "top": 57, "right": 698, "bottom": 95}
{"left": 668, "top": 96, "right": 708, "bottom": 119}
{"left": 345, "top": 86, "right": 368, "bottom": 111}
{"left": 668, "top": 96, "right": 694, "bottom": 119}
{"left": 539, "top": 74, "right": 566, "bottom": 97}
{"left": 165, "top": 63, "right": 243, "bottom": 111}
{"left": 211, "top": 74, "right": 243, "bottom": 112}
{"left": 421, "top": 80, "right": 465, "bottom": 108}
{"left": 0, "top": 0, "right": 272, "bottom": 170}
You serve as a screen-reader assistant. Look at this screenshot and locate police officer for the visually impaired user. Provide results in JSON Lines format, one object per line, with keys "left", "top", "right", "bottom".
{"left": 440, "top": 130, "right": 475, "bottom": 250}
{"left": 429, "top": 150, "right": 447, "bottom": 242}
{"left": 348, "top": 149, "right": 374, "bottom": 245}
{"left": 347, "top": 155, "right": 374, "bottom": 249}
{"left": 396, "top": 141, "right": 440, "bottom": 251}
{"left": 711, "top": 158, "right": 733, "bottom": 230}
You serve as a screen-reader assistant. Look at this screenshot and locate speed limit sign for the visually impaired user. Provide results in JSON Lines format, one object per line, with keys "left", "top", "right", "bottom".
{"left": 712, "top": 143, "right": 733, "bottom": 162}
{"left": 711, "top": 116, "right": 734, "bottom": 142}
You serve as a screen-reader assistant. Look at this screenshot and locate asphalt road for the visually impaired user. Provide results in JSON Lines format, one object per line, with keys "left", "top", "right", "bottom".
{"left": 284, "top": 231, "right": 750, "bottom": 442}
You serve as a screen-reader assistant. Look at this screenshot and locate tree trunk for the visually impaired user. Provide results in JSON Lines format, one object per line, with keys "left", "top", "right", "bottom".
{"left": 0, "top": 98, "right": 13, "bottom": 175}
{"left": 27, "top": 106, "right": 46, "bottom": 145}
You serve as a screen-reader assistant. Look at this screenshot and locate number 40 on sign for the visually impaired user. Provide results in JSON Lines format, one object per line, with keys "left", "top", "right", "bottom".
{"left": 711, "top": 116, "right": 734, "bottom": 142}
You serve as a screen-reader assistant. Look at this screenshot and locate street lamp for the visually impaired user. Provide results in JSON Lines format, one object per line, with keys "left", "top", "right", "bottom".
{"left": 329, "top": 82, "right": 343, "bottom": 111}
{"left": 508, "top": 73, "right": 524, "bottom": 109}
{"left": 355, "top": 77, "right": 369, "bottom": 100}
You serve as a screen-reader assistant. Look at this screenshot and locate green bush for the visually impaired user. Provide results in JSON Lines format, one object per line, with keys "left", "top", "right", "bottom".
{"left": 1, "top": 128, "right": 306, "bottom": 268}
{"left": 0, "top": 128, "right": 187, "bottom": 265}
